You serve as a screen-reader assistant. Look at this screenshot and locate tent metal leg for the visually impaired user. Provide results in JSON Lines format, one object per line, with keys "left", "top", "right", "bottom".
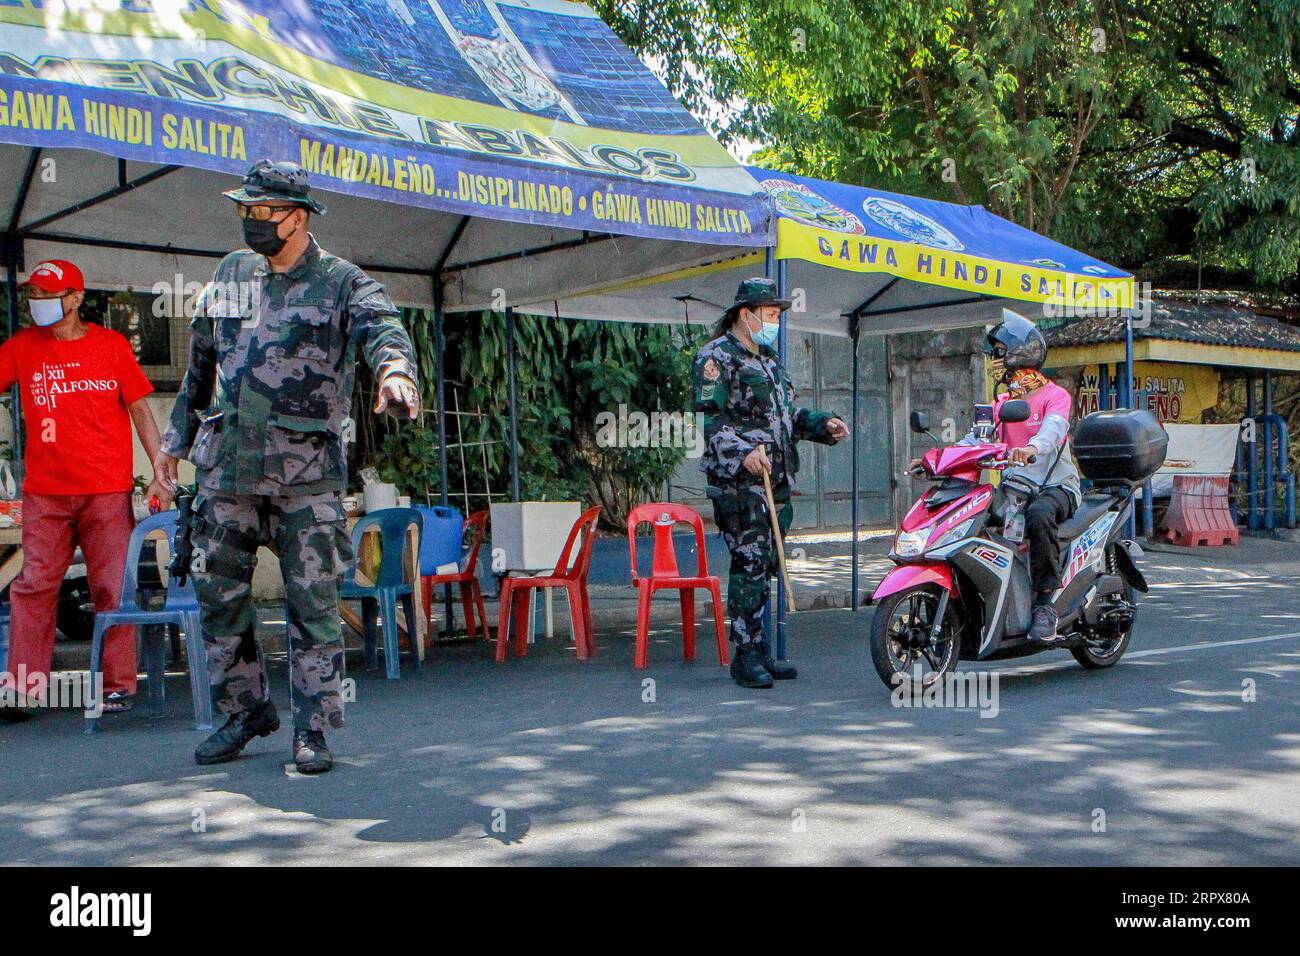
{"left": 1142, "top": 480, "right": 1154, "bottom": 537}
{"left": 850, "top": 318, "right": 860, "bottom": 612}
{"left": 505, "top": 307, "right": 520, "bottom": 501}
{"left": 1246, "top": 372, "right": 1257, "bottom": 530}
{"left": 4, "top": 148, "right": 39, "bottom": 484}
{"left": 1264, "top": 371, "right": 1275, "bottom": 530}
{"left": 432, "top": 286, "right": 454, "bottom": 635}
{"left": 1124, "top": 313, "right": 1136, "bottom": 538}
{"left": 775, "top": 257, "right": 789, "bottom": 661}
{"left": 1123, "top": 314, "right": 1134, "bottom": 409}
{"left": 4, "top": 251, "right": 22, "bottom": 481}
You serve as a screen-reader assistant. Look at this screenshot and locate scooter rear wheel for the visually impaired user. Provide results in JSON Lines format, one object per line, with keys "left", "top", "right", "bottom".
{"left": 869, "top": 584, "right": 960, "bottom": 691}
{"left": 1071, "top": 602, "right": 1135, "bottom": 669}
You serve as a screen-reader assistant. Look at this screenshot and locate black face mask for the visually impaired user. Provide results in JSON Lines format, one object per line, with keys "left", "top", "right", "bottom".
{"left": 243, "top": 216, "right": 290, "bottom": 256}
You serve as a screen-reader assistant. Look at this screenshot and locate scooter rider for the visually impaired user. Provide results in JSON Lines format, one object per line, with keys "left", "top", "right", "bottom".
{"left": 909, "top": 309, "right": 1080, "bottom": 641}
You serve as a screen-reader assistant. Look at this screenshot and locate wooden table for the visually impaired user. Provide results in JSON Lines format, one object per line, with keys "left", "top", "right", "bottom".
{"left": 339, "top": 515, "right": 427, "bottom": 661}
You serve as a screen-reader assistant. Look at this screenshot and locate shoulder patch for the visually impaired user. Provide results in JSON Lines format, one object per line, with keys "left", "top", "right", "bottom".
{"left": 702, "top": 358, "right": 721, "bottom": 381}
{"left": 355, "top": 290, "right": 396, "bottom": 313}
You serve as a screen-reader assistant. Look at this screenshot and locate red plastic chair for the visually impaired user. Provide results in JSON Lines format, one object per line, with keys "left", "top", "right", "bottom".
{"left": 627, "top": 503, "right": 728, "bottom": 670}
{"left": 496, "top": 506, "right": 602, "bottom": 663}
{"left": 421, "top": 510, "right": 490, "bottom": 640}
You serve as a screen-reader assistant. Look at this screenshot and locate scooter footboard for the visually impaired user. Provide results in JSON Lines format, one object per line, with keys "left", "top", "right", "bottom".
{"left": 870, "top": 564, "right": 954, "bottom": 604}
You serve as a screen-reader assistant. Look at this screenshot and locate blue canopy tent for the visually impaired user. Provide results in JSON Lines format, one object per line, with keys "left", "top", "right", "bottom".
{"left": 552, "top": 168, "right": 1135, "bottom": 659}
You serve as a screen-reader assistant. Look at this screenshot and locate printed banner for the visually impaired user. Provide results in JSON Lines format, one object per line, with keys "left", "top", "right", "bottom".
{"left": 1076, "top": 362, "right": 1221, "bottom": 425}
{"left": 0, "top": 0, "right": 768, "bottom": 245}
{"left": 756, "top": 167, "right": 1133, "bottom": 311}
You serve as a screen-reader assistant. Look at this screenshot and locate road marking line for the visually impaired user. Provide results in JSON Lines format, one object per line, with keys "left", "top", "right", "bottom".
{"left": 993, "top": 631, "right": 1300, "bottom": 676}
{"left": 1127, "top": 631, "right": 1300, "bottom": 658}
{"left": 1148, "top": 578, "right": 1300, "bottom": 589}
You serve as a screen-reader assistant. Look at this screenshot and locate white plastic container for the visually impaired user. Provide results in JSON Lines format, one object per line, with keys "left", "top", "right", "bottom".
{"left": 363, "top": 482, "right": 398, "bottom": 513}
{"left": 489, "top": 501, "right": 582, "bottom": 572}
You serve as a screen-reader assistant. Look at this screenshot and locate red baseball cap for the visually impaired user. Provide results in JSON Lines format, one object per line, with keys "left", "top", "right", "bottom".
{"left": 22, "top": 259, "right": 84, "bottom": 295}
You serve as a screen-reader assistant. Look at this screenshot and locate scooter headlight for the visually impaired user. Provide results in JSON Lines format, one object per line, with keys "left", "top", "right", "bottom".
{"left": 929, "top": 518, "right": 975, "bottom": 551}
{"left": 894, "top": 529, "right": 929, "bottom": 557}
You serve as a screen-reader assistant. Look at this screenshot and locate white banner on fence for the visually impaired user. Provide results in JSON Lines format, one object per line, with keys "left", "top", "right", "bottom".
{"left": 1150, "top": 423, "right": 1241, "bottom": 497}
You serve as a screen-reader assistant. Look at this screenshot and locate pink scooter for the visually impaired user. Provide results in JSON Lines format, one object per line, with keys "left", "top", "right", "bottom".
{"left": 867, "top": 400, "right": 1161, "bottom": 690}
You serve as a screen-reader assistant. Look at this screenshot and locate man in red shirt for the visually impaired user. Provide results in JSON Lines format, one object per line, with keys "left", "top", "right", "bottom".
{"left": 0, "top": 259, "right": 167, "bottom": 719}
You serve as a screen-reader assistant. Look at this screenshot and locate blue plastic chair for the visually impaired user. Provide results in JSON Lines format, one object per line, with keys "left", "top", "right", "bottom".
{"left": 341, "top": 507, "right": 423, "bottom": 680}
{"left": 85, "top": 510, "right": 211, "bottom": 734}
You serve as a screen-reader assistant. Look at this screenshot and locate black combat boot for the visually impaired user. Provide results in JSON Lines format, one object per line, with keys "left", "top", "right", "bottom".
{"left": 730, "top": 642, "right": 774, "bottom": 689}
{"left": 194, "top": 700, "right": 279, "bottom": 765}
{"left": 759, "top": 639, "right": 797, "bottom": 680}
{"left": 292, "top": 729, "right": 333, "bottom": 774}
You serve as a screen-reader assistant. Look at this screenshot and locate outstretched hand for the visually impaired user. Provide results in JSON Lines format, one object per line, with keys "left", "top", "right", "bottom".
{"left": 374, "top": 374, "right": 420, "bottom": 420}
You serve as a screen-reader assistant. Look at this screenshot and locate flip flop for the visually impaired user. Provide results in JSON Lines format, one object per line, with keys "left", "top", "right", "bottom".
{"left": 103, "top": 691, "right": 136, "bottom": 714}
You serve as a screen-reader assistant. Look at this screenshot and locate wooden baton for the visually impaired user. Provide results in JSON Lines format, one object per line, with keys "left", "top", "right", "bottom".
{"left": 761, "top": 465, "right": 797, "bottom": 610}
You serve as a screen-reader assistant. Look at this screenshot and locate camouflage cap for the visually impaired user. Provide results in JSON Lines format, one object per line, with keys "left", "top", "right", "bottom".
{"left": 223, "top": 159, "right": 326, "bottom": 214}
{"left": 725, "top": 276, "right": 792, "bottom": 317}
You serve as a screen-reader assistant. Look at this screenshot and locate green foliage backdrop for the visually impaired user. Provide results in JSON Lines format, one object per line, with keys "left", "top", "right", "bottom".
{"left": 357, "top": 310, "right": 707, "bottom": 529}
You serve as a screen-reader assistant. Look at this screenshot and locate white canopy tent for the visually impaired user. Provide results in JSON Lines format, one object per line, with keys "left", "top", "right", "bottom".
{"left": 0, "top": 147, "right": 766, "bottom": 314}
{"left": 0, "top": 0, "right": 770, "bottom": 499}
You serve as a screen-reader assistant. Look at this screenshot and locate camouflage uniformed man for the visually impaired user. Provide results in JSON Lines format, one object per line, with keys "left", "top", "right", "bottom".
{"left": 153, "top": 160, "right": 419, "bottom": 773}
{"left": 692, "top": 278, "right": 848, "bottom": 689}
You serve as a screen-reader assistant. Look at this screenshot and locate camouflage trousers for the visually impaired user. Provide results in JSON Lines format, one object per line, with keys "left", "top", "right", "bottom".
{"left": 708, "top": 478, "right": 793, "bottom": 645}
{"left": 191, "top": 492, "right": 353, "bottom": 732}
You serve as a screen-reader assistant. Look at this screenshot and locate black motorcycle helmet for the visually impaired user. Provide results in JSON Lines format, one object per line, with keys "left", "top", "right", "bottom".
{"left": 984, "top": 308, "right": 1047, "bottom": 380}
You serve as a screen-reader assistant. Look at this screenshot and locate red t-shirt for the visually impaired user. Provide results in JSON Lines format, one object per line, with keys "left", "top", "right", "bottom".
{"left": 0, "top": 323, "right": 153, "bottom": 495}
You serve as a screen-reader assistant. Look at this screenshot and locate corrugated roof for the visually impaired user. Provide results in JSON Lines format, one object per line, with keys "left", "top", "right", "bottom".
{"left": 1044, "top": 299, "right": 1300, "bottom": 354}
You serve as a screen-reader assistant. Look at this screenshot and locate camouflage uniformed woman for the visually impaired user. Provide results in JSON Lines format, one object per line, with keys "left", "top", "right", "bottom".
{"left": 153, "top": 160, "right": 419, "bottom": 773}
{"left": 692, "top": 278, "right": 848, "bottom": 689}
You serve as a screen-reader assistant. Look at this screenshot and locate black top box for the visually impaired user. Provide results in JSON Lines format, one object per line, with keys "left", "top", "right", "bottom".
{"left": 1072, "top": 409, "right": 1169, "bottom": 484}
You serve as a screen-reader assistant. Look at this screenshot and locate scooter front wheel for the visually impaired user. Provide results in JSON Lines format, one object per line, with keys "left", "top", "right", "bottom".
{"left": 868, "top": 584, "right": 960, "bottom": 692}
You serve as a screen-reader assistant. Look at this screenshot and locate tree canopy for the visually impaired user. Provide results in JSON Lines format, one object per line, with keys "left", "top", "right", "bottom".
{"left": 594, "top": 0, "right": 1300, "bottom": 299}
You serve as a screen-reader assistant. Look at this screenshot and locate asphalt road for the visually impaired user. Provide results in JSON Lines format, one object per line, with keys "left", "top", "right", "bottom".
{"left": 2, "top": 573, "right": 1298, "bottom": 866}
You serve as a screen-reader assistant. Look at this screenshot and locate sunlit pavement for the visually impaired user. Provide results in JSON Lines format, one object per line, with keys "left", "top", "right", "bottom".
{"left": 3, "top": 560, "right": 1298, "bottom": 866}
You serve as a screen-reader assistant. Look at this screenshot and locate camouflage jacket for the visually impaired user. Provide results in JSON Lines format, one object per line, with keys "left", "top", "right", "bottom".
{"left": 161, "top": 235, "right": 417, "bottom": 496}
{"left": 692, "top": 330, "right": 839, "bottom": 486}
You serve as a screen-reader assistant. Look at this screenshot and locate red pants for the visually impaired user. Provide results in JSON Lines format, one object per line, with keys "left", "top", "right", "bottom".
{"left": 4, "top": 491, "right": 137, "bottom": 700}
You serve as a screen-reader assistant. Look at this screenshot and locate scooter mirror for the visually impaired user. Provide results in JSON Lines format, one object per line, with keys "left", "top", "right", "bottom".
{"left": 999, "top": 399, "right": 1031, "bottom": 424}
{"left": 909, "top": 410, "right": 930, "bottom": 433}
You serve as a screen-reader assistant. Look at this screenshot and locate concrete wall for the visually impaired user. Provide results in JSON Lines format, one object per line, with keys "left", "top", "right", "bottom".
{"left": 886, "top": 327, "right": 987, "bottom": 522}
{"left": 668, "top": 330, "right": 895, "bottom": 531}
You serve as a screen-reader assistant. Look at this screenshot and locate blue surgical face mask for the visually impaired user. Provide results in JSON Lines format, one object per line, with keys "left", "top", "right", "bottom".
{"left": 30, "top": 296, "right": 65, "bottom": 327}
{"left": 749, "top": 314, "right": 780, "bottom": 348}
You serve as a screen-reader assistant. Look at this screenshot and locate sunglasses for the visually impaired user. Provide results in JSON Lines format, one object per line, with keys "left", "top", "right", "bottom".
{"left": 235, "top": 203, "right": 300, "bottom": 222}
